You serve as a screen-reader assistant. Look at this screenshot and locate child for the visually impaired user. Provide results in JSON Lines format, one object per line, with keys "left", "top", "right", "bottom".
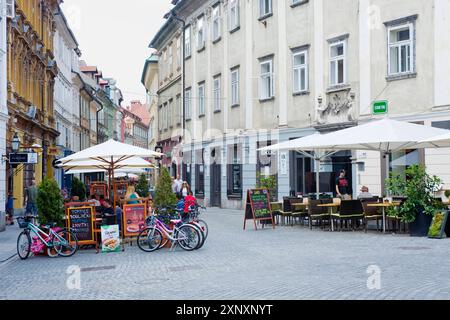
{"left": 183, "top": 191, "right": 197, "bottom": 216}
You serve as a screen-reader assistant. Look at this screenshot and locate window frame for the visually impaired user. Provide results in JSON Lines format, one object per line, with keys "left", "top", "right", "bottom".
{"left": 184, "top": 25, "right": 191, "bottom": 58}
{"left": 198, "top": 82, "right": 205, "bottom": 117}
{"left": 387, "top": 23, "right": 414, "bottom": 76}
{"left": 197, "top": 16, "right": 206, "bottom": 50}
{"left": 329, "top": 40, "right": 347, "bottom": 86}
{"left": 212, "top": 4, "right": 221, "bottom": 42}
{"left": 292, "top": 49, "right": 309, "bottom": 94}
{"left": 213, "top": 75, "right": 221, "bottom": 112}
{"left": 259, "top": 0, "right": 273, "bottom": 18}
{"left": 231, "top": 67, "right": 240, "bottom": 106}
{"left": 229, "top": 0, "right": 240, "bottom": 32}
{"left": 259, "top": 57, "right": 274, "bottom": 100}
{"left": 185, "top": 88, "right": 192, "bottom": 120}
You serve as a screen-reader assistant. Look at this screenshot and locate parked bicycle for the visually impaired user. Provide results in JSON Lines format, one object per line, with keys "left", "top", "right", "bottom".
{"left": 16, "top": 215, "right": 78, "bottom": 260}
{"left": 137, "top": 213, "right": 202, "bottom": 252}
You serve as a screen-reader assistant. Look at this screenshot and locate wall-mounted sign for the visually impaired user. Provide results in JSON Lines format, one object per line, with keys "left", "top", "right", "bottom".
{"left": 373, "top": 100, "right": 388, "bottom": 115}
{"left": 280, "top": 152, "right": 287, "bottom": 175}
{"left": 9, "top": 153, "right": 38, "bottom": 164}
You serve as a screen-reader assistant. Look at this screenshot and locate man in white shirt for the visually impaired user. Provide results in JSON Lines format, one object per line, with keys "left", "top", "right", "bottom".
{"left": 174, "top": 174, "right": 183, "bottom": 195}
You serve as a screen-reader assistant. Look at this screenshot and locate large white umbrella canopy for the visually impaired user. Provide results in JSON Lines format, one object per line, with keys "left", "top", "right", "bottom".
{"left": 57, "top": 156, "right": 156, "bottom": 171}
{"left": 64, "top": 167, "right": 150, "bottom": 175}
{"left": 58, "top": 139, "right": 164, "bottom": 165}
{"left": 260, "top": 119, "right": 450, "bottom": 153}
{"left": 258, "top": 119, "right": 450, "bottom": 199}
{"left": 415, "top": 132, "right": 450, "bottom": 148}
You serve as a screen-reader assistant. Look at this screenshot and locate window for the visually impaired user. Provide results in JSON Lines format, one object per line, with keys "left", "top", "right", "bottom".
{"left": 198, "top": 83, "right": 205, "bottom": 116}
{"left": 197, "top": 16, "right": 205, "bottom": 50}
{"left": 259, "top": 0, "right": 272, "bottom": 18}
{"left": 168, "top": 45, "right": 173, "bottom": 74}
{"left": 185, "top": 88, "right": 192, "bottom": 120}
{"left": 176, "top": 37, "right": 181, "bottom": 68}
{"left": 213, "top": 76, "right": 221, "bottom": 112}
{"left": 212, "top": 5, "right": 221, "bottom": 41}
{"left": 176, "top": 94, "right": 182, "bottom": 125}
{"left": 388, "top": 23, "right": 414, "bottom": 75}
{"left": 260, "top": 58, "right": 274, "bottom": 100}
{"left": 227, "top": 144, "right": 243, "bottom": 198}
{"left": 195, "top": 149, "right": 205, "bottom": 197}
{"left": 168, "top": 99, "right": 173, "bottom": 128}
{"left": 231, "top": 68, "right": 240, "bottom": 106}
{"left": 293, "top": 50, "right": 308, "bottom": 93}
{"left": 6, "top": 0, "right": 15, "bottom": 18}
{"left": 329, "top": 40, "right": 346, "bottom": 86}
{"left": 229, "top": 0, "right": 240, "bottom": 31}
{"left": 185, "top": 26, "right": 191, "bottom": 58}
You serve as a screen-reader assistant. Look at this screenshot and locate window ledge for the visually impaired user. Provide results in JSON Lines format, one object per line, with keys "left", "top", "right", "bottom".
{"left": 326, "top": 84, "right": 351, "bottom": 93}
{"left": 197, "top": 46, "right": 206, "bottom": 53}
{"left": 231, "top": 103, "right": 240, "bottom": 108}
{"left": 258, "top": 13, "right": 273, "bottom": 22}
{"left": 184, "top": 55, "right": 191, "bottom": 61}
{"left": 386, "top": 72, "right": 417, "bottom": 82}
{"left": 290, "top": 0, "right": 309, "bottom": 9}
{"left": 229, "top": 26, "right": 240, "bottom": 34}
{"left": 259, "top": 97, "right": 275, "bottom": 103}
{"left": 227, "top": 194, "right": 243, "bottom": 200}
{"left": 214, "top": 109, "right": 221, "bottom": 114}
{"left": 199, "top": 114, "right": 205, "bottom": 118}
{"left": 293, "top": 90, "right": 310, "bottom": 96}
{"left": 186, "top": 118, "right": 192, "bottom": 122}
{"left": 212, "top": 36, "right": 222, "bottom": 44}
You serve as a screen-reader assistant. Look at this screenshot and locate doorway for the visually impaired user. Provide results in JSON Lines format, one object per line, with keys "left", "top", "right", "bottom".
{"left": 210, "top": 163, "right": 221, "bottom": 207}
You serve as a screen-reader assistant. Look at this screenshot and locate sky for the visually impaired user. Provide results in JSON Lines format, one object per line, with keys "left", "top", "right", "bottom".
{"left": 62, "top": 0, "right": 173, "bottom": 106}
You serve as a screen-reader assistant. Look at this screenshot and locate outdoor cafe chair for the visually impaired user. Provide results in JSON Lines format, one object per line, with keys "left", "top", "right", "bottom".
{"left": 308, "top": 200, "right": 329, "bottom": 230}
{"left": 331, "top": 200, "right": 364, "bottom": 231}
{"left": 290, "top": 198, "right": 308, "bottom": 226}
{"left": 361, "top": 199, "right": 383, "bottom": 233}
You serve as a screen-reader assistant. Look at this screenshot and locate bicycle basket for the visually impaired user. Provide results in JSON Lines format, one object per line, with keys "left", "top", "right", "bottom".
{"left": 17, "top": 217, "right": 30, "bottom": 229}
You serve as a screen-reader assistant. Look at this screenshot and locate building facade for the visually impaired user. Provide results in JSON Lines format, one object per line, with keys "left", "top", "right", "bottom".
{"left": 53, "top": 7, "right": 80, "bottom": 189}
{"left": 150, "top": 18, "right": 184, "bottom": 178}
{"left": 0, "top": 0, "right": 10, "bottom": 226}
{"left": 158, "top": 0, "right": 450, "bottom": 209}
{"left": 6, "top": 0, "right": 60, "bottom": 212}
{"left": 141, "top": 54, "right": 159, "bottom": 153}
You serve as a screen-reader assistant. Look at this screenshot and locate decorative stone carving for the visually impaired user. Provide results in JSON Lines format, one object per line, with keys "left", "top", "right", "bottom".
{"left": 316, "top": 89, "right": 356, "bottom": 125}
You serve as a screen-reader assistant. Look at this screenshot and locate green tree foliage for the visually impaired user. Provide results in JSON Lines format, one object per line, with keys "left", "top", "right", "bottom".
{"left": 386, "top": 165, "right": 443, "bottom": 223}
{"left": 256, "top": 172, "right": 278, "bottom": 201}
{"left": 136, "top": 173, "right": 150, "bottom": 198}
{"left": 37, "top": 178, "right": 64, "bottom": 226}
{"left": 71, "top": 177, "right": 86, "bottom": 201}
{"left": 154, "top": 167, "right": 177, "bottom": 207}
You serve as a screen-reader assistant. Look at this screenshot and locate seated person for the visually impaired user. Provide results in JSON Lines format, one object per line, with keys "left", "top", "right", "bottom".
{"left": 183, "top": 191, "right": 197, "bottom": 216}
{"left": 357, "top": 186, "right": 374, "bottom": 200}
{"left": 87, "top": 194, "right": 101, "bottom": 207}
{"left": 101, "top": 199, "right": 116, "bottom": 225}
{"left": 71, "top": 196, "right": 80, "bottom": 202}
{"left": 99, "top": 195, "right": 106, "bottom": 207}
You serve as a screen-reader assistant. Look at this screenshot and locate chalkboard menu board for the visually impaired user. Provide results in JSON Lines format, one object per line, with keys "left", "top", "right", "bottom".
{"left": 123, "top": 204, "right": 147, "bottom": 237}
{"left": 67, "top": 206, "right": 95, "bottom": 244}
{"left": 244, "top": 189, "right": 275, "bottom": 230}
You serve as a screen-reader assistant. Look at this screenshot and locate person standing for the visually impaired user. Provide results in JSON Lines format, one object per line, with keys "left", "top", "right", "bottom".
{"left": 335, "top": 170, "right": 351, "bottom": 199}
{"left": 25, "top": 180, "right": 38, "bottom": 216}
{"left": 174, "top": 174, "right": 183, "bottom": 196}
{"left": 181, "top": 181, "right": 191, "bottom": 198}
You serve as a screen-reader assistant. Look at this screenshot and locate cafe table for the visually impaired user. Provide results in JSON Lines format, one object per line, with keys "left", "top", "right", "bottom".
{"left": 367, "top": 202, "right": 401, "bottom": 233}
{"left": 317, "top": 203, "right": 340, "bottom": 231}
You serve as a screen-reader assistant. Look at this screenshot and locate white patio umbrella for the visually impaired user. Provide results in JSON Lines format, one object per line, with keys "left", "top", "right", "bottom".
{"left": 57, "top": 156, "right": 156, "bottom": 172}
{"left": 58, "top": 139, "right": 164, "bottom": 165}
{"left": 259, "top": 119, "right": 450, "bottom": 198}
{"left": 415, "top": 132, "right": 450, "bottom": 148}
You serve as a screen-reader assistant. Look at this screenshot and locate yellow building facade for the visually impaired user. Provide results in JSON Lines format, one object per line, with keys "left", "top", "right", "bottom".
{"left": 7, "top": 0, "right": 60, "bottom": 210}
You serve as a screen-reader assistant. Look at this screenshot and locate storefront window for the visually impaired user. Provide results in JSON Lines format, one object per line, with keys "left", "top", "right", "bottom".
{"left": 195, "top": 149, "right": 205, "bottom": 198}
{"left": 227, "top": 144, "right": 242, "bottom": 198}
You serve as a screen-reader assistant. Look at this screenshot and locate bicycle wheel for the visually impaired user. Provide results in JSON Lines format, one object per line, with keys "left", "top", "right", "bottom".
{"left": 176, "top": 225, "right": 201, "bottom": 251}
{"left": 137, "top": 227, "right": 163, "bottom": 252}
{"left": 53, "top": 230, "right": 78, "bottom": 257}
{"left": 196, "top": 219, "right": 209, "bottom": 239}
{"left": 17, "top": 231, "right": 31, "bottom": 260}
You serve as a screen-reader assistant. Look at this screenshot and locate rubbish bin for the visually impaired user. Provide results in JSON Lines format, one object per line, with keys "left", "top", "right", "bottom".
{"left": 0, "top": 211, "right": 6, "bottom": 232}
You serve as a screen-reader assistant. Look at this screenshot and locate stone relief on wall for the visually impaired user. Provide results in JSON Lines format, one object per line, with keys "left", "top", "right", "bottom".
{"left": 316, "top": 89, "right": 356, "bottom": 125}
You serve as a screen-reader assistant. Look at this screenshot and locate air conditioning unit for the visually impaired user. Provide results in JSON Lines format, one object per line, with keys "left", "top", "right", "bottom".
{"left": 27, "top": 106, "right": 37, "bottom": 119}
{"left": 6, "top": 0, "right": 15, "bottom": 19}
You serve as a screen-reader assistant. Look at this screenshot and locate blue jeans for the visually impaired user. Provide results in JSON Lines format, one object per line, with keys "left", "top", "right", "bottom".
{"left": 26, "top": 203, "right": 37, "bottom": 215}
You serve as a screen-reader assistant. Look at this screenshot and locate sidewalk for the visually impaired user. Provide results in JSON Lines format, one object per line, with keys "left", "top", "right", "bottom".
{"left": 0, "top": 223, "right": 20, "bottom": 262}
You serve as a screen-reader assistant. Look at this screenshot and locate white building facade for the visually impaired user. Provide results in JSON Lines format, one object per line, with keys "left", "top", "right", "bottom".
{"left": 0, "top": 0, "right": 10, "bottom": 228}
{"left": 53, "top": 9, "right": 81, "bottom": 189}
{"left": 160, "top": 0, "right": 450, "bottom": 209}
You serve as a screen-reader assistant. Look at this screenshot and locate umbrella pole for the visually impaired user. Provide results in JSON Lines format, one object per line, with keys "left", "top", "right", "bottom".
{"left": 315, "top": 158, "right": 320, "bottom": 200}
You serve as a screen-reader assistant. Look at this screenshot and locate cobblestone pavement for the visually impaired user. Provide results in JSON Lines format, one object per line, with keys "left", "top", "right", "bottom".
{"left": 1, "top": 208, "right": 450, "bottom": 300}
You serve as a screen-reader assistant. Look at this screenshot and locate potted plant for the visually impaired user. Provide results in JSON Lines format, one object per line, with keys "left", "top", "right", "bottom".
{"left": 135, "top": 173, "right": 150, "bottom": 198}
{"left": 71, "top": 177, "right": 86, "bottom": 201}
{"left": 256, "top": 172, "right": 278, "bottom": 202}
{"left": 386, "top": 165, "right": 443, "bottom": 237}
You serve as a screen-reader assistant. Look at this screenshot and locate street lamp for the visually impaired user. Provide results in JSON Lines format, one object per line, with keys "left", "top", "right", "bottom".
{"left": 12, "top": 133, "right": 20, "bottom": 152}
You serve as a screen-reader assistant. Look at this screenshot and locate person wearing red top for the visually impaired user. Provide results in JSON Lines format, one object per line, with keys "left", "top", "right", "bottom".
{"left": 183, "top": 191, "right": 197, "bottom": 214}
